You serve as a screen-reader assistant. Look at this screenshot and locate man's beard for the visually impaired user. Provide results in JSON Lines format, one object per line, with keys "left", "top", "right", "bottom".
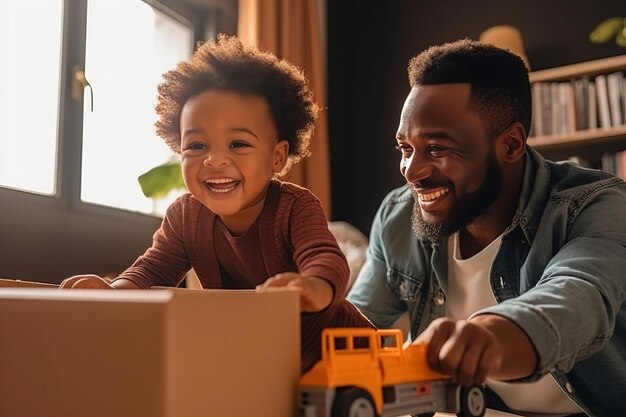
{"left": 411, "top": 150, "right": 502, "bottom": 242}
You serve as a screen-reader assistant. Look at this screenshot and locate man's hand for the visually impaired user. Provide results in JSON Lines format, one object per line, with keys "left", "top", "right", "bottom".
{"left": 414, "top": 315, "right": 537, "bottom": 386}
{"left": 256, "top": 273, "right": 333, "bottom": 313}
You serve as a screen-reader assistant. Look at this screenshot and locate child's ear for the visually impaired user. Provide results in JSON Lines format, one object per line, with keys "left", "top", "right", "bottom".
{"left": 273, "top": 140, "right": 289, "bottom": 172}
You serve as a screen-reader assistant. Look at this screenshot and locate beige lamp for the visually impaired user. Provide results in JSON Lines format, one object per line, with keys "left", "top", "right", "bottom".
{"left": 479, "top": 25, "right": 530, "bottom": 69}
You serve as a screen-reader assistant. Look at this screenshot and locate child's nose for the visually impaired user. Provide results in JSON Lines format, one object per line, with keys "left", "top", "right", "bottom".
{"left": 203, "top": 152, "right": 229, "bottom": 166}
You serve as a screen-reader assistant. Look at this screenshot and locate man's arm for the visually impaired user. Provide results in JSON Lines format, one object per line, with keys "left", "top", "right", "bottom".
{"left": 347, "top": 194, "right": 408, "bottom": 329}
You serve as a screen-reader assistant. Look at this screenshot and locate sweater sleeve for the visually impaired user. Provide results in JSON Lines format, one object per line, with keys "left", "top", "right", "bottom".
{"left": 301, "top": 300, "right": 375, "bottom": 373}
{"left": 114, "top": 195, "right": 192, "bottom": 288}
{"left": 287, "top": 187, "right": 350, "bottom": 308}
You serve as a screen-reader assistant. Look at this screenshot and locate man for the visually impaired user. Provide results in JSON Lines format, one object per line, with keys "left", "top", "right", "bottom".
{"left": 347, "top": 39, "right": 625, "bottom": 417}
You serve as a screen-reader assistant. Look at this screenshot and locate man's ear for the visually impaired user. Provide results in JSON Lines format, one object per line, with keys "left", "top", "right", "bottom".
{"left": 273, "top": 140, "right": 289, "bottom": 172}
{"left": 498, "top": 122, "right": 526, "bottom": 163}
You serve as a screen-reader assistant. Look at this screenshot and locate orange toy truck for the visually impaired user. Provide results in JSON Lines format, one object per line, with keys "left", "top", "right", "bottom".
{"left": 299, "top": 327, "right": 486, "bottom": 417}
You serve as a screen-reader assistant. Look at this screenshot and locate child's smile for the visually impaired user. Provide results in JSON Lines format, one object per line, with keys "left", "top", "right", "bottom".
{"left": 203, "top": 177, "right": 241, "bottom": 194}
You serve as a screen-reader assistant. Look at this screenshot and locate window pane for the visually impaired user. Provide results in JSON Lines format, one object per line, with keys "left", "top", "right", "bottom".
{"left": 0, "top": 0, "right": 63, "bottom": 195}
{"left": 81, "top": 0, "right": 192, "bottom": 216}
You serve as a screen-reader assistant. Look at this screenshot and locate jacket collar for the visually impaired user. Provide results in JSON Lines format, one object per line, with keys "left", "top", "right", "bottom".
{"left": 507, "top": 146, "right": 551, "bottom": 246}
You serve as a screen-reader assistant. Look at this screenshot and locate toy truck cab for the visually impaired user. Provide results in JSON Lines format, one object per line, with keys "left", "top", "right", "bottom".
{"left": 299, "top": 328, "right": 485, "bottom": 417}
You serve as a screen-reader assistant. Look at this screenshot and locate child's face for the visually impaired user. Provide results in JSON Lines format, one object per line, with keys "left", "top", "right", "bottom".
{"left": 180, "top": 89, "right": 288, "bottom": 234}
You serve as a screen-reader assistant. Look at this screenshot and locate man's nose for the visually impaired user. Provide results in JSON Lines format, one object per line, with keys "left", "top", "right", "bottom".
{"left": 402, "top": 154, "right": 434, "bottom": 183}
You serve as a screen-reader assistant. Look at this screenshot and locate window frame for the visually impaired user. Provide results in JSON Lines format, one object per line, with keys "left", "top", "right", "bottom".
{"left": 0, "top": 0, "right": 211, "bottom": 284}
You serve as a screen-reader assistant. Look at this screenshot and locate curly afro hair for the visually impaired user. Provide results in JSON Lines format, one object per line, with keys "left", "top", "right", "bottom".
{"left": 408, "top": 38, "right": 532, "bottom": 140}
{"left": 155, "top": 34, "right": 318, "bottom": 169}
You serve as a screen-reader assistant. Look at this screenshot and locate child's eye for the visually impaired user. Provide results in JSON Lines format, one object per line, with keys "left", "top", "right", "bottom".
{"left": 230, "top": 140, "right": 250, "bottom": 149}
{"left": 182, "top": 142, "right": 206, "bottom": 155}
{"left": 188, "top": 142, "right": 206, "bottom": 150}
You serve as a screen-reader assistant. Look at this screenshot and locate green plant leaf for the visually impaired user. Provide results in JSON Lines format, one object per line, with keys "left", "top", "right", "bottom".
{"left": 589, "top": 17, "right": 625, "bottom": 44}
{"left": 138, "top": 161, "right": 186, "bottom": 199}
{"left": 617, "top": 30, "right": 625, "bottom": 47}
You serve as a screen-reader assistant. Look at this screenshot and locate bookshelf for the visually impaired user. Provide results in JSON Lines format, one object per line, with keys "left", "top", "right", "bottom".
{"left": 528, "top": 54, "right": 626, "bottom": 172}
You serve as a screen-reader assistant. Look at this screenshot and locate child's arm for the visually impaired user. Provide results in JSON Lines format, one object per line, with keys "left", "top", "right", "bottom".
{"left": 260, "top": 184, "right": 350, "bottom": 311}
{"left": 286, "top": 189, "right": 350, "bottom": 308}
{"left": 256, "top": 273, "right": 333, "bottom": 312}
{"left": 60, "top": 195, "right": 193, "bottom": 290}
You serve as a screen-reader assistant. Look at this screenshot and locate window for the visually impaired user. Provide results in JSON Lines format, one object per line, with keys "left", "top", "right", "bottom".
{"left": 80, "top": 0, "right": 192, "bottom": 215}
{"left": 0, "top": 0, "right": 193, "bottom": 216}
{"left": 0, "top": 0, "right": 64, "bottom": 195}
{"left": 0, "top": 0, "right": 224, "bottom": 285}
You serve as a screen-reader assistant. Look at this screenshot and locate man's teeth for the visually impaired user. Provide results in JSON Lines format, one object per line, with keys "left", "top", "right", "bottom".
{"left": 419, "top": 188, "right": 448, "bottom": 202}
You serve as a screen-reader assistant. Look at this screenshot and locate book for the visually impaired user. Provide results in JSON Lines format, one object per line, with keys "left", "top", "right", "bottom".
{"left": 562, "top": 82, "right": 577, "bottom": 133}
{"left": 550, "top": 82, "right": 561, "bottom": 134}
{"left": 573, "top": 76, "right": 589, "bottom": 130}
{"left": 531, "top": 82, "right": 543, "bottom": 136}
{"left": 595, "top": 74, "right": 611, "bottom": 129}
{"left": 601, "top": 152, "right": 615, "bottom": 174}
{"left": 588, "top": 82, "right": 597, "bottom": 130}
{"left": 621, "top": 74, "right": 626, "bottom": 125}
{"left": 607, "top": 71, "right": 624, "bottom": 126}
{"left": 540, "top": 81, "right": 553, "bottom": 135}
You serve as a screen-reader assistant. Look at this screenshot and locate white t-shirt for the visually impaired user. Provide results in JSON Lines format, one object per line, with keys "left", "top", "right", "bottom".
{"left": 447, "top": 232, "right": 583, "bottom": 416}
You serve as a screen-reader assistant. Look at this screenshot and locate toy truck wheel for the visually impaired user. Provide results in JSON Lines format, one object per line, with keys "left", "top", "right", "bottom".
{"left": 331, "top": 387, "right": 378, "bottom": 417}
{"left": 458, "top": 386, "right": 486, "bottom": 417}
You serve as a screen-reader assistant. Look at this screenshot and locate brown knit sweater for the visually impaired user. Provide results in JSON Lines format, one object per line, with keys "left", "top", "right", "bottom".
{"left": 116, "top": 179, "right": 373, "bottom": 372}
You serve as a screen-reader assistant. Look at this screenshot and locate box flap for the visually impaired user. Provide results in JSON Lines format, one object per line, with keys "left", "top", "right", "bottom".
{"left": 0, "top": 277, "right": 58, "bottom": 288}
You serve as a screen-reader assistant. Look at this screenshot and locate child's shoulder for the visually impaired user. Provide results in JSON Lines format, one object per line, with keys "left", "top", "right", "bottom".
{"left": 165, "top": 192, "right": 209, "bottom": 216}
{"left": 270, "top": 180, "right": 323, "bottom": 216}
{"left": 273, "top": 179, "right": 318, "bottom": 200}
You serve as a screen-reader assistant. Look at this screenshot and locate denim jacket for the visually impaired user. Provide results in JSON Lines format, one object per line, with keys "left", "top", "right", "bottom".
{"left": 348, "top": 147, "right": 626, "bottom": 417}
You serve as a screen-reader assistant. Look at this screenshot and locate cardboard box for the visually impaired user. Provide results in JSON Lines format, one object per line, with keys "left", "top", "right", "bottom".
{"left": 0, "top": 277, "right": 58, "bottom": 288}
{"left": 0, "top": 288, "right": 300, "bottom": 417}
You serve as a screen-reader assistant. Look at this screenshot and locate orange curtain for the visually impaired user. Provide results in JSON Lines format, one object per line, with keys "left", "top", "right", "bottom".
{"left": 238, "top": 0, "right": 332, "bottom": 217}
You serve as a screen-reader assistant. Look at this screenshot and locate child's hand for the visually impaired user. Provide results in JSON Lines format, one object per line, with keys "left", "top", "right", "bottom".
{"left": 59, "top": 274, "right": 114, "bottom": 289}
{"left": 59, "top": 275, "right": 141, "bottom": 289}
{"left": 256, "top": 273, "right": 333, "bottom": 313}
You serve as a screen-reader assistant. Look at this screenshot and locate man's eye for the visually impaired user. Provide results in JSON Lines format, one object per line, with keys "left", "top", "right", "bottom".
{"left": 427, "top": 145, "right": 447, "bottom": 156}
{"left": 395, "top": 144, "right": 412, "bottom": 157}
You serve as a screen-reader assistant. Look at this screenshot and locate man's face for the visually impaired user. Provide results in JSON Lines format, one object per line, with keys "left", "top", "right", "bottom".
{"left": 395, "top": 84, "right": 502, "bottom": 242}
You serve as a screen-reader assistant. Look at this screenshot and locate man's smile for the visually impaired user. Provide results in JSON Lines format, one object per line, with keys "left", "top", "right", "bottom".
{"left": 416, "top": 187, "right": 450, "bottom": 203}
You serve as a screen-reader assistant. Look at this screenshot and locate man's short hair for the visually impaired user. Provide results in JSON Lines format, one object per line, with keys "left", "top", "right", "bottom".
{"left": 408, "top": 38, "right": 532, "bottom": 140}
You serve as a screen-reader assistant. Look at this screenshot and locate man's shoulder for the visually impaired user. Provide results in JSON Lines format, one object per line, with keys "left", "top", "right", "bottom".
{"left": 373, "top": 184, "right": 415, "bottom": 232}
{"left": 544, "top": 160, "right": 625, "bottom": 200}
{"left": 380, "top": 183, "right": 414, "bottom": 206}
